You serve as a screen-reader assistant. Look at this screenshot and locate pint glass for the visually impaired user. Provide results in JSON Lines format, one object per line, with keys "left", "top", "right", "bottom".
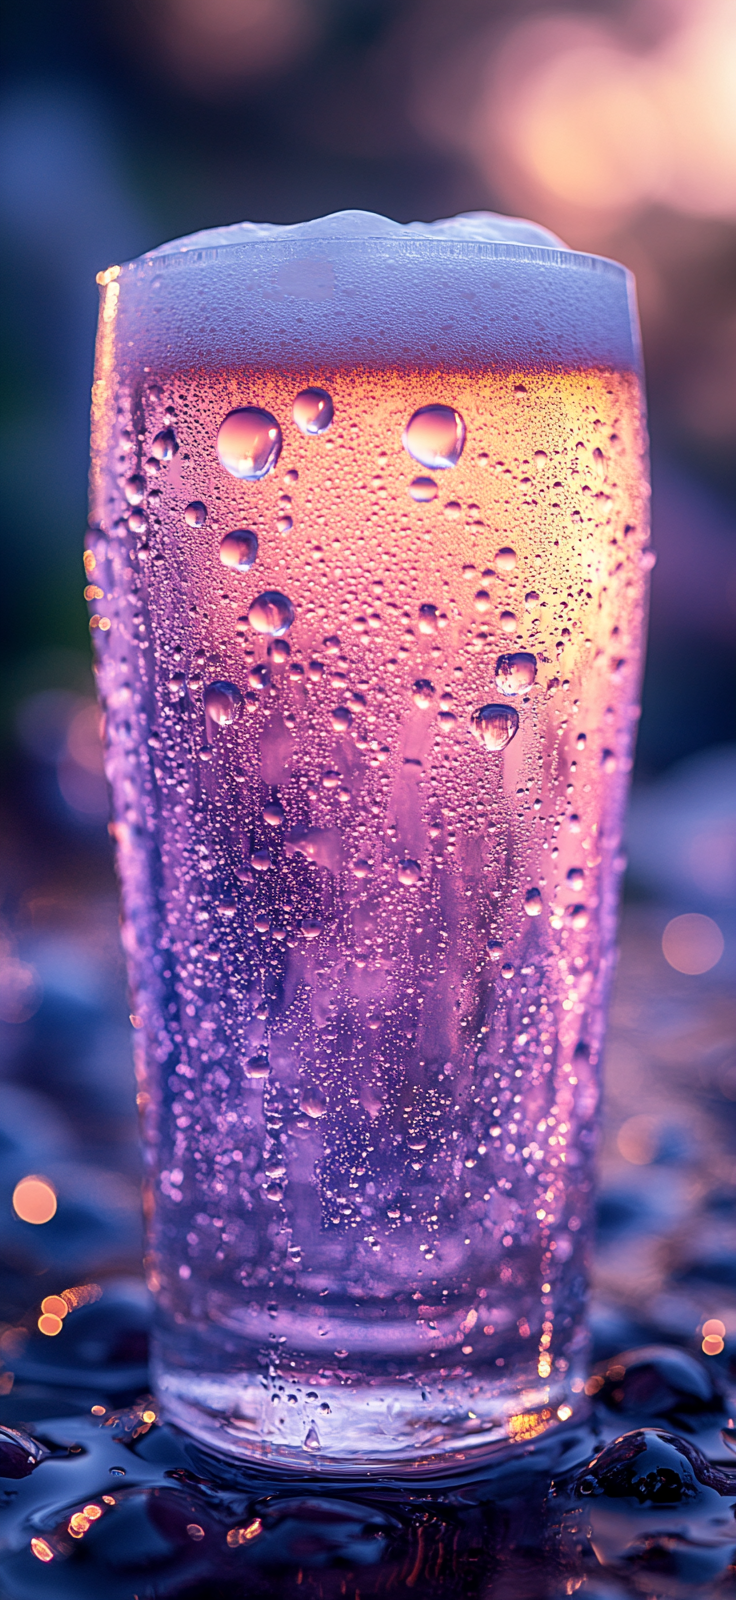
{"left": 88, "top": 211, "right": 650, "bottom": 1469}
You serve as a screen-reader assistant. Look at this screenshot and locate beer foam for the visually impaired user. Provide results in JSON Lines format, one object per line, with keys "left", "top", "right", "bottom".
{"left": 142, "top": 209, "right": 566, "bottom": 255}
{"left": 109, "top": 210, "right": 642, "bottom": 377}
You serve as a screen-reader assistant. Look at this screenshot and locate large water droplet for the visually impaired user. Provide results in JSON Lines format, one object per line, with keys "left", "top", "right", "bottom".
{"left": 499, "top": 611, "right": 518, "bottom": 634}
{"left": 397, "top": 859, "right": 421, "bottom": 887}
{"left": 220, "top": 530, "right": 258, "bottom": 572}
{"left": 217, "top": 407, "right": 282, "bottom": 480}
{"left": 124, "top": 475, "right": 145, "bottom": 506}
{"left": 495, "top": 652, "right": 537, "bottom": 695}
{"left": 524, "top": 888, "right": 542, "bottom": 916}
{"left": 495, "top": 547, "right": 517, "bottom": 573}
{"left": 409, "top": 476, "right": 438, "bottom": 502}
{"left": 245, "top": 1054, "right": 270, "bottom": 1080}
{"left": 330, "top": 706, "right": 352, "bottom": 732}
{"left": 412, "top": 679, "right": 435, "bottom": 710}
{"left": 403, "top": 405, "right": 466, "bottom": 470}
{"left": 470, "top": 704, "right": 519, "bottom": 752}
{"left": 185, "top": 501, "right": 207, "bottom": 528}
{"left": 293, "top": 388, "right": 334, "bottom": 435}
{"left": 248, "top": 591, "right": 295, "bottom": 636}
{"left": 300, "top": 1086, "right": 327, "bottom": 1118}
{"left": 203, "top": 681, "right": 243, "bottom": 727}
{"left": 151, "top": 428, "right": 178, "bottom": 462}
{"left": 303, "top": 1423, "right": 321, "bottom": 1451}
{"left": 567, "top": 867, "right": 584, "bottom": 892}
{"left": 418, "top": 604, "right": 438, "bottom": 635}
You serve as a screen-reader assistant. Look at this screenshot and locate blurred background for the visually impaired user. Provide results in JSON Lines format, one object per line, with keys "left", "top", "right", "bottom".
{"left": 0, "top": 0, "right": 734, "bottom": 1416}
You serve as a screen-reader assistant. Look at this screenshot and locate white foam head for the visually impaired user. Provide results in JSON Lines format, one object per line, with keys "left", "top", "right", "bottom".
{"left": 105, "top": 210, "right": 642, "bottom": 378}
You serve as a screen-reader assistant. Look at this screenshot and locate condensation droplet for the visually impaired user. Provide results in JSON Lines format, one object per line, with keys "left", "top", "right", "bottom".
{"left": 217, "top": 407, "right": 282, "bottom": 480}
{"left": 524, "top": 888, "right": 543, "bottom": 916}
{"left": 412, "top": 679, "right": 435, "bottom": 710}
{"left": 474, "top": 589, "right": 491, "bottom": 613}
{"left": 495, "top": 547, "right": 517, "bottom": 573}
{"left": 487, "top": 939, "right": 503, "bottom": 960}
{"left": 470, "top": 704, "right": 519, "bottom": 753}
{"left": 124, "top": 475, "right": 145, "bottom": 506}
{"left": 409, "top": 476, "right": 438, "bottom": 502}
{"left": 185, "top": 501, "right": 207, "bottom": 528}
{"left": 397, "top": 860, "right": 421, "bottom": 887}
{"left": 567, "top": 867, "right": 584, "bottom": 892}
{"left": 245, "top": 1054, "right": 270, "bottom": 1080}
{"left": 300, "top": 1087, "right": 327, "bottom": 1119}
{"left": 248, "top": 591, "right": 295, "bottom": 637}
{"left": 330, "top": 706, "right": 352, "bottom": 732}
{"left": 417, "top": 603, "right": 438, "bottom": 635}
{"left": 495, "top": 652, "right": 537, "bottom": 695}
{"left": 293, "top": 388, "right": 334, "bottom": 436}
{"left": 499, "top": 610, "right": 518, "bottom": 634}
{"left": 219, "top": 530, "right": 258, "bottom": 572}
{"left": 534, "top": 450, "right": 547, "bottom": 471}
{"left": 303, "top": 1423, "right": 321, "bottom": 1451}
{"left": 263, "top": 802, "right": 285, "bottom": 827}
{"left": 203, "top": 681, "right": 243, "bottom": 727}
{"left": 151, "top": 428, "right": 178, "bottom": 462}
{"left": 403, "top": 405, "right": 466, "bottom": 470}
{"left": 567, "top": 903, "right": 589, "bottom": 929}
{"left": 525, "top": 591, "right": 540, "bottom": 612}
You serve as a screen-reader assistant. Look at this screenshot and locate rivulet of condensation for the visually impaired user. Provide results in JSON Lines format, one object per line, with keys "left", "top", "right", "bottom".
{"left": 87, "top": 211, "right": 650, "bottom": 1471}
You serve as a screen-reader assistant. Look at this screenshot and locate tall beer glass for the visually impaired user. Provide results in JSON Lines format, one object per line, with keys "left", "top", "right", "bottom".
{"left": 88, "top": 211, "right": 650, "bottom": 1469}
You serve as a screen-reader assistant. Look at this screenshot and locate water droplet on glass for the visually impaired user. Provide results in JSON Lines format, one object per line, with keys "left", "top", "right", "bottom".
{"left": 302, "top": 917, "right": 323, "bottom": 941}
{"left": 418, "top": 604, "right": 438, "bottom": 635}
{"left": 412, "top": 679, "right": 435, "bottom": 710}
{"left": 470, "top": 704, "right": 519, "bottom": 753}
{"left": 524, "top": 888, "right": 542, "bottom": 917}
{"left": 300, "top": 1087, "right": 327, "bottom": 1118}
{"left": 409, "top": 476, "right": 438, "bottom": 502}
{"left": 567, "top": 867, "right": 584, "bottom": 892}
{"left": 487, "top": 940, "right": 503, "bottom": 960}
{"left": 277, "top": 515, "right": 293, "bottom": 534}
{"left": 124, "top": 475, "right": 145, "bottom": 506}
{"left": 245, "top": 1054, "right": 270, "bottom": 1080}
{"left": 303, "top": 1423, "right": 321, "bottom": 1451}
{"left": 293, "top": 388, "right": 334, "bottom": 436}
{"left": 495, "top": 652, "right": 537, "bottom": 695}
{"left": 525, "top": 591, "right": 540, "bottom": 611}
{"left": 330, "top": 706, "right": 352, "bottom": 732}
{"left": 397, "top": 860, "right": 421, "bottom": 887}
{"left": 500, "top": 610, "right": 517, "bottom": 634}
{"left": 217, "top": 407, "right": 282, "bottom": 480}
{"left": 203, "top": 681, "right": 243, "bottom": 727}
{"left": 248, "top": 591, "right": 295, "bottom": 637}
{"left": 443, "top": 501, "right": 461, "bottom": 520}
{"left": 495, "top": 547, "right": 517, "bottom": 573}
{"left": 640, "top": 548, "right": 657, "bottom": 571}
{"left": 567, "top": 904, "right": 589, "bottom": 929}
{"left": 501, "top": 962, "right": 514, "bottom": 979}
{"left": 474, "top": 589, "right": 491, "bottom": 613}
{"left": 534, "top": 450, "right": 547, "bottom": 471}
{"left": 219, "top": 530, "right": 258, "bottom": 572}
{"left": 263, "top": 802, "right": 285, "bottom": 827}
{"left": 185, "top": 501, "right": 207, "bottom": 528}
{"left": 403, "top": 405, "right": 466, "bottom": 470}
{"left": 168, "top": 673, "right": 186, "bottom": 698}
{"left": 151, "top": 428, "right": 178, "bottom": 462}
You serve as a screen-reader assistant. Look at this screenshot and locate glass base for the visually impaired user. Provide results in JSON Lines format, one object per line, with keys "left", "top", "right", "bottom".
{"left": 153, "top": 1356, "right": 589, "bottom": 1473}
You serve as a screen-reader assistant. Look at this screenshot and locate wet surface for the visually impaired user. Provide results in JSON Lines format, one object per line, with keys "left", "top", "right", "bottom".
{"left": 0, "top": 807, "right": 734, "bottom": 1591}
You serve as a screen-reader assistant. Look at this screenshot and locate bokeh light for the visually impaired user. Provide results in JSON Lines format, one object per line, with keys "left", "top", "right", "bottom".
{"left": 616, "top": 1114, "right": 660, "bottom": 1166}
{"left": 12, "top": 1176, "right": 58, "bottom": 1225}
{"left": 662, "top": 912, "right": 724, "bottom": 975}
